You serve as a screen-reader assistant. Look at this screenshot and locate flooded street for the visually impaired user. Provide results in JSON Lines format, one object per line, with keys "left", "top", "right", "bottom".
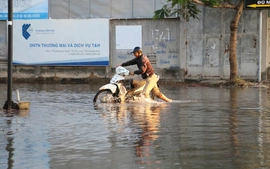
{"left": 1, "top": 83, "right": 270, "bottom": 169}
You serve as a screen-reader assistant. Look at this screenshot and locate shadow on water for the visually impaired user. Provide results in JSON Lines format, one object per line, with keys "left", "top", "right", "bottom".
{"left": 1, "top": 84, "right": 270, "bottom": 169}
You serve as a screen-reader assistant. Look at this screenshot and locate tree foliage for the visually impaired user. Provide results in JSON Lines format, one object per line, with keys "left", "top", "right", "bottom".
{"left": 153, "top": 1, "right": 201, "bottom": 21}
{"left": 154, "top": 0, "right": 225, "bottom": 20}
{"left": 154, "top": 0, "right": 236, "bottom": 21}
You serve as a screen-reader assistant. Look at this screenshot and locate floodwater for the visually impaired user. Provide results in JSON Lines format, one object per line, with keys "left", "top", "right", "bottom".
{"left": 1, "top": 83, "right": 270, "bottom": 169}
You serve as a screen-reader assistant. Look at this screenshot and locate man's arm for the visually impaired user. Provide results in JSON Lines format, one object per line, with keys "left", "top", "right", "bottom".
{"left": 121, "top": 58, "right": 137, "bottom": 67}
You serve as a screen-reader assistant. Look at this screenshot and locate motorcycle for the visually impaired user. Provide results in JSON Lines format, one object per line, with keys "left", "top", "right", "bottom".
{"left": 93, "top": 66, "right": 155, "bottom": 104}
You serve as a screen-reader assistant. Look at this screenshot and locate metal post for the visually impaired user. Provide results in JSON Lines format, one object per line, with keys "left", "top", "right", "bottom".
{"left": 258, "top": 10, "right": 262, "bottom": 82}
{"left": 4, "top": 0, "right": 13, "bottom": 110}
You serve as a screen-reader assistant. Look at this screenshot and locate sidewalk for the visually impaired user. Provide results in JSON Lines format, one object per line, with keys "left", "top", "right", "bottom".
{"left": 200, "top": 80, "right": 269, "bottom": 88}
{"left": 159, "top": 79, "right": 270, "bottom": 88}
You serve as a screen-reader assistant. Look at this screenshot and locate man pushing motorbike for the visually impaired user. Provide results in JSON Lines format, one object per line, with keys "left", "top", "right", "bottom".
{"left": 119, "top": 46, "right": 172, "bottom": 102}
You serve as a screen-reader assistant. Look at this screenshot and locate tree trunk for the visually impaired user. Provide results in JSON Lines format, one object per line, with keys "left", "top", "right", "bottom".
{"left": 229, "top": 0, "right": 244, "bottom": 80}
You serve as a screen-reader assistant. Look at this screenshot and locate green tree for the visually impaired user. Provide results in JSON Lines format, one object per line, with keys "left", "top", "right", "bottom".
{"left": 154, "top": 0, "right": 244, "bottom": 82}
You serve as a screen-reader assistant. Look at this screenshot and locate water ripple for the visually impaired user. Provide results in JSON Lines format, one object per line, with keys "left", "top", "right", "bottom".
{"left": 1, "top": 84, "right": 270, "bottom": 168}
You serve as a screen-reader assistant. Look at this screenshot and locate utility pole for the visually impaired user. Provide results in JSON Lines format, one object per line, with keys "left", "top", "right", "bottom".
{"left": 3, "top": 0, "right": 13, "bottom": 110}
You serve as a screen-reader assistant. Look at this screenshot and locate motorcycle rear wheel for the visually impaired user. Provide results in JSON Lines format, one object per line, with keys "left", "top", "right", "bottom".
{"left": 93, "top": 89, "right": 118, "bottom": 103}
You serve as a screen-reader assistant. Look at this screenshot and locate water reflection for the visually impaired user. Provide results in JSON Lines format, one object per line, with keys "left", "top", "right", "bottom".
{"left": 131, "top": 104, "right": 163, "bottom": 159}
{"left": 1, "top": 110, "right": 29, "bottom": 169}
{"left": 229, "top": 88, "right": 239, "bottom": 157}
{"left": 1, "top": 84, "right": 270, "bottom": 169}
{"left": 6, "top": 119, "right": 14, "bottom": 169}
{"left": 95, "top": 102, "right": 168, "bottom": 167}
{"left": 227, "top": 88, "right": 270, "bottom": 169}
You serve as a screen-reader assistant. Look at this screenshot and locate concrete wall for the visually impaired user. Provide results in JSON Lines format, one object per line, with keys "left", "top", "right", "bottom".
{"left": 49, "top": 0, "right": 167, "bottom": 19}
{"left": 184, "top": 7, "right": 260, "bottom": 80}
{"left": 0, "top": 2, "right": 265, "bottom": 83}
{"left": 0, "top": 22, "right": 7, "bottom": 62}
{"left": 110, "top": 19, "right": 183, "bottom": 81}
{"left": 109, "top": 8, "right": 260, "bottom": 81}
{"left": 0, "top": 63, "right": 109, "bottom": 84}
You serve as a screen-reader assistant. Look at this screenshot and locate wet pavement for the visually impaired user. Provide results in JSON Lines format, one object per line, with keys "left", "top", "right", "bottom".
{"left": 1, "top": 83, "right": 270, "bottom": 169}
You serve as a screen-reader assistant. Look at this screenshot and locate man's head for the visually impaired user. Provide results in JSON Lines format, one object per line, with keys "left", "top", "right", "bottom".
{"left": 131, "top": 46, "right": 142, "bottom": 58}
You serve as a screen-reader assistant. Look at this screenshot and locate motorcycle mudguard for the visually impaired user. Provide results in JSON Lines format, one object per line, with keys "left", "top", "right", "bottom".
{"left": 99, "top": 84, "right": 118, "bottom": 94}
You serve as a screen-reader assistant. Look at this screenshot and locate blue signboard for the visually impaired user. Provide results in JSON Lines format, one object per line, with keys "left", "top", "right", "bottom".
{"left": 0, "top": 0, "right": 48, "bottom": 20}
{"left": 13, "top": 19, "right": 110, "bottom": 66}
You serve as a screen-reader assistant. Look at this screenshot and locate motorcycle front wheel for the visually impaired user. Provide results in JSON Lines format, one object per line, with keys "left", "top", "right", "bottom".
{"left": 93, "top": 89, "right": 118, "bottom": 103}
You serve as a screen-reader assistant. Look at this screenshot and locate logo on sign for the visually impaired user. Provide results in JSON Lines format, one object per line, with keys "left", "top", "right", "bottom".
{"left": 22, "top": 24, "right": 32, "bottom": 40}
